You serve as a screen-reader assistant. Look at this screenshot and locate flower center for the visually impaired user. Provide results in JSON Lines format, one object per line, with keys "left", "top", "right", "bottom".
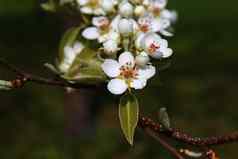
{"left": 98, "top": 18, "right": 110, "bottom": 30}
{"left": 148, "top": 42, "right": 160, "bottom": 54}
{"left": 152, "top": 7, "right": 161, "bottom": 16}
{"left": 138, "top": 18, "right": 152, "bottom": 32}
{"left": 149, "top": 2, "right": 162, "bottom": 16}
{"left": 119, "top": 63, "right": 138, "bottom": 79}
{"left": 139, "top": 23, "right": 150, "bottom": 33}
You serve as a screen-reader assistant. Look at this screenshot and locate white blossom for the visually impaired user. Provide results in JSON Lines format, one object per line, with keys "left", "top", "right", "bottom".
{"left": 146, "top": 0, "right": 168, "bottom": 15}
{"left": 74, "top": 0, "right": 177, "bottom": 95}
{"left": 119, "top": 1, "right": 134, "bottom": 17}
{"left": 137, "top": 15, "right": 173, "bottom": 36}
{"left": 160, "top": 9, "right": 178, "bottom": 23}
{"left": 118, "top": 18, "right": 134, "bottom": 37}
{"left": 77, "top": 0, "right": 105, "bottom": 15}
{"left": 101, "top": 52, "right": 156, "bottom": 95}
{"left": 134, "top": 5, "right": 146, "bottom": 17}
{"left": 135, "top": 51, "right": 150, "bottom": 67}
{"left": 82, "top": 16, "right": 109, "bottom": 40}
{"left": 101, "top": 0, "right": 117, "bottom": 13}
{"left": 82, "top": 16, "right": 121, "bottom": 43}
{"left": 103, "top": 39, "right": 120, "bottom": 55}
{"left": 140, "top": 32, "right": 173, "bottom": 58}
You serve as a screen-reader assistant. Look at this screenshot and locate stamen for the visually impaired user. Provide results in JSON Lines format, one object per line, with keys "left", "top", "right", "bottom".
{"left": 119, "top": 64, "right": 138, "bottom": 79}
{"left": 148, "top": 42, "right": 160, "bottom": 54}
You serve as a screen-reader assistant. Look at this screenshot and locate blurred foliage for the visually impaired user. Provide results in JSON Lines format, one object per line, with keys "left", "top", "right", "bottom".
{"left": 0, "top": 0, "right": 238, "bottom": 159}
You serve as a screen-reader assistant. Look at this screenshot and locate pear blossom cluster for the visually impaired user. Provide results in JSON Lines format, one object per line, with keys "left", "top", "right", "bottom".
{"left": 61, "top": 0, "right": 177, "bottom": 95}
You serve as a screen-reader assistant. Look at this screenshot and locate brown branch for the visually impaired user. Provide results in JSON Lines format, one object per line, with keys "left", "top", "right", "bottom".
{"left": 138, "top": 116, "right": 238, "bottom": 147}
{"left": 144, "top": 128, "right": 184, "bottom": 159}
{"left": 0, "top": 58, "right": 100, "bottom": 89}
{"left": 1, "top": 58, "right": 238, "bottom": 157}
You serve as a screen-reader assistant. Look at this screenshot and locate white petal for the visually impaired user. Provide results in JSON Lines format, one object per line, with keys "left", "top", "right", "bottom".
{"left": 142, "top": 32, "right": 161, "bottom": 50}
{"left": 160, "top": 30, "right": 173, "bottom": 37}
{"left": 82, "top": 27, "right": 100, "bottom": 40}
{"left": 107, "top": 79, "right": 128, "bottom": 95}
{"left": 101, "top": 0, "right": 114, "bottom": 12}
{"left": 137, "top": 65, "right": 156, "bottom": 79}
{"left": 160, "top": 18, "right": 171, "bottom": 29}
{"left": 131, "top": 19, "right": 139, "bottom": 33}
{"left": 103, "top": 40, "right": 119, "bottom": 55}
{"left": 150, "top": 51, "right": 163, "bottom": 59}
{"left": 108, "top": 31, "right": 120, "bottom": 42}
{"left": 73, "top": 42, "right": 84, "bottom": 54}
{"left": 161, "top": 9, "right": 178, "bottom": 23}
{"left": 162, "top": 48, "right": 173, "bottom": 58}
{"left": 151, "top": 19, "right": 161, "bottom": 32}
{"left": 152, "top": 0, "right": 167, "bottom": 9}
{"left": 131, "top": 79, "right": 147, "bottom": 90}
{"left": 98, "top": 33, "right": 108, "bottom": 43}
{"left": 80, "top": 6, "right": 93, "bottom": 14}
{"left": 92, "top": 16, "right": 108, "bottom": 27}
{"left": 135, "top": 32, "right": 145, "bottom": 49}
{"left": 94, "top": 8, "right": 106, "bottom": 15}
{"left": 64, "top": 46, "right": 75, "bottom": 61}
{"left": 101, "top": 59, "right": 120, "bottom": 78}
{"left": 110, "top": 15, "right": 121, "bottom": 31}
{"left": 160, "top": 39, "right": 168, "bottom": 48}
{"left": 77, "top": 0, "right": 88, "bottom": 5}
{"left": 118, "top": 51, "right": 135, "bottom": 66}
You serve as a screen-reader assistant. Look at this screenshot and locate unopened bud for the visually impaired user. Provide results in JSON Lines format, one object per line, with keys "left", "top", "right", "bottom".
{"left": 119, "top": 1, "right": 134, "bottom": 17}
{"left": 101, "top": 0, "right": 114, "bottom": 12}
{"left": 135, "top": 52, "right": 150, "bottom": 66}
{"left": 103, "top": 40, "right": 119, "bottom": 55}
{"left": 134, "top": 5, "right": 146, "bottom": 17}
{"left": 118, "top": 18, "right": 133, "bottom": 37}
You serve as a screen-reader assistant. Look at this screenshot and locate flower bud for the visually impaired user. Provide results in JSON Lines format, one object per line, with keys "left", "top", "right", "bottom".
{"left": 134, "top": 5, "right": 146, "bottom": 17}
{"left": 101, "top": 0, "right": 114, "bottom": 12}
{"left": 135, "top": 52, "right": 150, "bottom": 67}
{"left": 103, "top": 40, "right": 119, "bottom": 55}
{"left": 119, "top": 1, "right": 134, "bottom": 17}
{"left": 118, "top": 18, "right": 133, "bottom": 37}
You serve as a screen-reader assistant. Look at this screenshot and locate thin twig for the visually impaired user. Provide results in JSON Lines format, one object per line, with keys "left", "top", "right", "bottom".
{"left": 1, "top": 58, "right": 238, "bottom": 150}
{"left": 0, "top": 58, "right": 99, "bottom": 89}
{"left": 139, "top": 116, "right": 238, "bottom": 147}
{"left": 144, "top": 128, "right": 184, "bottom": 159}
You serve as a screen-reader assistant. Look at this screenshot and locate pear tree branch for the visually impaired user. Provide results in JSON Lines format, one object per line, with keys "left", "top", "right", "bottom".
{"left": 0, "top": 58, "right": 237, "bottom": 159}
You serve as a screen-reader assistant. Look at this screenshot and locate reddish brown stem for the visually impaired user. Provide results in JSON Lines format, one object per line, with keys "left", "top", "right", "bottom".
{"left": 139, "top": 116, "right": 238, "bottom": 147}
{"left": 1, "top": 58, "right": 238, "bottom": 151}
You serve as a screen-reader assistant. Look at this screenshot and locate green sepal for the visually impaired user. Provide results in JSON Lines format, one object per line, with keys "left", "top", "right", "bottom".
{"left": 159, "top": 107, "right": 171, "bottom": 131}
{"left": 119, "top": 93, "right": 139, "bottom": 145}
{"left": 44, "top": 63, "right": 61, "bottom": 75}
{"left": 41, "top": 0, "right": 57, "bottom": 12}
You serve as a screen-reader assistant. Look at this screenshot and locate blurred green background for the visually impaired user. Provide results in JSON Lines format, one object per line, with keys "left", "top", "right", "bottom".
{"left": 0, "top": 0, "right": 238, "bottom": 158}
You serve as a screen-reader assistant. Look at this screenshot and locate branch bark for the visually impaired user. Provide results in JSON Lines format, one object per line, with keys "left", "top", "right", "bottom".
{"left": 144, "top": 128, "right": 184, "bottom": 159}
{"left": 1, "top": 58, "right": 238, "bottom": 158}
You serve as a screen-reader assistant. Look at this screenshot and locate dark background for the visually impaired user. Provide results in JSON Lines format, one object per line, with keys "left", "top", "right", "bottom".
{"left": 0, "top": 0, "right": 238, "bottom": 158}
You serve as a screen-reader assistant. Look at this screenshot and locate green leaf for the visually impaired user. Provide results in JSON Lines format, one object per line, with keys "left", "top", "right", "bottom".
{"left": 58, "top": 27, "right": 81, "bottom": 64}
{"left": 41, "top": 0, "right": 57, "bottom": 12}
{"left": 44, "top": 63, "right": 60, "bottom": 75}
{"left": 119, "top": 93, "right": 139, "bottom": 145}
{"left": 62, "top": 48, "right": 106, "bottom": 84}
{"left": 159, "top": 107, "right": 171, "bottom": 130}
